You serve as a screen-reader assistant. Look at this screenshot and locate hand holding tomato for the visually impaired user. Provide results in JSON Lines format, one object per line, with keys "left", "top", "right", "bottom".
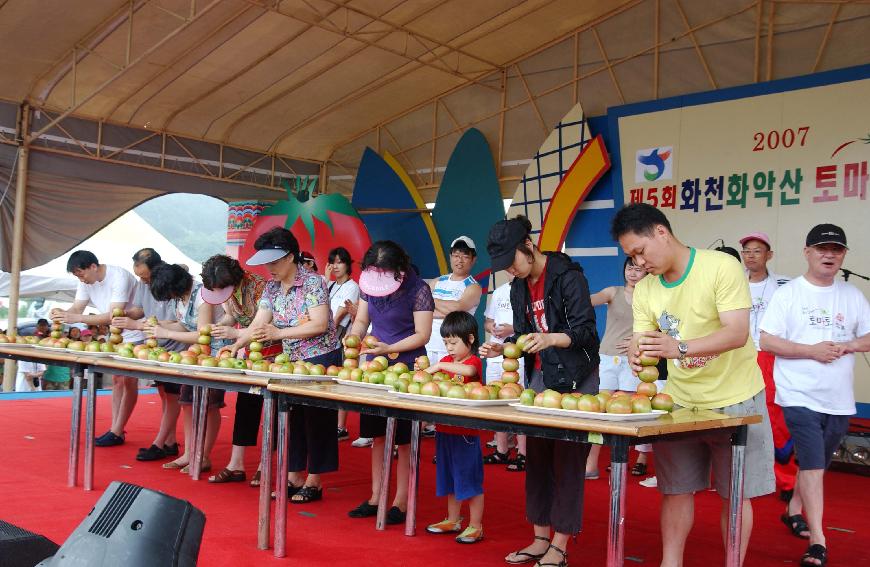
{"left": 478, "top": 342, "right": 503, "bottom": 359}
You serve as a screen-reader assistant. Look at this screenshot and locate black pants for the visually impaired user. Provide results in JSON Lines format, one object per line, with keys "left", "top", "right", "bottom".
{"left": 525, "top": 436, "right": 590, "bottom": 535}
{"left": 232, "top": 392, "right": 265, "bottom": 446}
{"left": 287, "top": 348, "right": 342, "bottom": 474}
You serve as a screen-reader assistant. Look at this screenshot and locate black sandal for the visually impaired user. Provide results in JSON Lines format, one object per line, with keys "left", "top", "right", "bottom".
{"left": 505, "top": 535, "right": 550, "bottom": 565}
{"left": 483, "top": 450, "right": 511, "bottom": 465}
{"left": 800, "top": 543, "right": 827, "bottom": 566}
{"left": 535, "top": 543, "right": 567, "bottom": 567}
{"left": 506, "top": 454, "right": 526, "bottom": 472}
{"left": 290, "top": 485, "right": 322, "bottom": 504}
{"left": 781, "top": 512, "right": 811, "bottom": 539}
{"left": 631, "top": 462, "right": 648, "bottom": 476}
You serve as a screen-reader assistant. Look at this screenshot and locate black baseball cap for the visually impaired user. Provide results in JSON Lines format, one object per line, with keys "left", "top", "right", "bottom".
{"left": 487, "top": 218, "right": 530, "bottom": 272}
{"left": 806, "top": 223, "right": 848, "bottom": 249}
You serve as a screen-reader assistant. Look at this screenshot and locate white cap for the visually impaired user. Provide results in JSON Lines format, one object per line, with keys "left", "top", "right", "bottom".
{"left": 450, "top": 236, "right": 476, "bottom": 250}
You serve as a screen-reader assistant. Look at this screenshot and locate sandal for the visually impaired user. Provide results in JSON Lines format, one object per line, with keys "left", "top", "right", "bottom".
{"left": 483, "top": 450, "right": 511, "bottom": 465}
{"left": 180, "top": 461, "right": 211, "bottom": 474}
{"left": 208, "top": 468, "right": 246, "bottom": 484}
{"left": 800, "top": 543, "right": 827, "bottom": 566}
{"left": 162, "top": 460, "right": 186, "bottom": 470}
{"left": 290, "top": 485, "right": 322, "bottom": 504}
{"left": 536, "top": 543, "right": 568, "bottom": 567}
{"left": 505, "top": 536, "right": 550, "bottom": 565}
{"left": 631, "top": 462, "right": 648, "bottom": 476}
{"left": 781, "top": 513, "right": 811, "bottom": 539}
{"left": 506, "top": 454, "right": 526, "bottom": 472}
{"left": 270, "top": 482, "right": 302, "bottom": 500}
{"left": 249, "top": 470, "right": 261, "bottom": 488}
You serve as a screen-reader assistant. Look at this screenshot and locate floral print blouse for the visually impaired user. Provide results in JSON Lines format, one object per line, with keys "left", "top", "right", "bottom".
{"left": 257, "top": 266, "right": 337, "bottom": 360}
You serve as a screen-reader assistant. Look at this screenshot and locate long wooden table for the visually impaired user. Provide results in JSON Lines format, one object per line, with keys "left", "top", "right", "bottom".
{"left": 268, "top": 381, "right": 761, "bottom": 567}
{"left": 0, "top": 345, "right": 277, "bottom": 550}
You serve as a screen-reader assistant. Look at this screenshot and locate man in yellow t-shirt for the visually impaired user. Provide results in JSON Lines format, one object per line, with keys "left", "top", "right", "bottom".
{"left": 611, "top": 203, "right": 774, "bottom": 567}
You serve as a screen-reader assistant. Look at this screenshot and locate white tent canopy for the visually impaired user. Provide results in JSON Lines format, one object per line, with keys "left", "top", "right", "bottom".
{"left": 0, "top": 210, "right": 203, "bottom": 301}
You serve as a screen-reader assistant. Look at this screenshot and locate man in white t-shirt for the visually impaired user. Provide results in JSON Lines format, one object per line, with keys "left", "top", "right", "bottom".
{"left": 111, "top": 248, "right": 185, "bottom": 461}
{"left": 426, "top": 236, "right": 482, "bottom": 363}
{"left": 51, "top": 250, "right": 145, "bottom": 448}
{"left": 739, "top": 231, "right": 796, "bottom": 500}
{"left": 760, "top": 224, "right": 870, "bottom": 567}
{"left": 15, "top": 360, "right": 45, "bottom": 392}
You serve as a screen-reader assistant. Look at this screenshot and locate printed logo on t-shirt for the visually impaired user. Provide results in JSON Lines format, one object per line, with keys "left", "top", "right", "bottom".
{"left": 656, "top": 309, "right": 718, "bottom": 370}
{"left": 751, "top": 296, "right": 767, "bottom": 316}
{"left": 531, "top": 298, "right": 548, "bottom": 333}
{"left": 802, "top": 307, "right": 849, "bottom": 340}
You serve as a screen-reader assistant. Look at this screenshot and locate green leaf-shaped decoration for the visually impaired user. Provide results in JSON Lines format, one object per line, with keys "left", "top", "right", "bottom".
{"left": 264, "top": 178, "right": 362, "bottom": 248}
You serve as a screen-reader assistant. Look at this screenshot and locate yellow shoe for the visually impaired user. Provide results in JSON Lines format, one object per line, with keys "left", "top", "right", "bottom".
{"left": 426, "top": 518, "right": 462, "bottom": 534}
{"left": 455, "top": 525, "right": 483, "bottom": 544}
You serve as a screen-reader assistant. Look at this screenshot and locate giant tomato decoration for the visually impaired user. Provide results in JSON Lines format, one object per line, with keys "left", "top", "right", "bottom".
{"left": 239, "top": 181, "right": 371, "bottom": 281}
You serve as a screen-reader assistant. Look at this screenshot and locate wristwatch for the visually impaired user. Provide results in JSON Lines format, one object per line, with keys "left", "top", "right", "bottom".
{"left": 677, "top": 342, "right": 689, "bottom": 360}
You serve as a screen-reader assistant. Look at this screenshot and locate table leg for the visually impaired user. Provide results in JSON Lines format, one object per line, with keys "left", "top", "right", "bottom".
{"left": 191, "top": 386, "right": 209, "bottom": 480}
{"left": 68, "top": 369, "right": 83, "bottom": 488}
{"left": 606, "top": 436, "right": 630, "bottom": 567}
{"left": 258, "top": 392, "right": 274, "bottom": 550}
{"left": 84, "top": 369, "right": 96, "bottom": 491}
{"left": 375, "top": 417, "right": 397, "bottom": 531}
{"left": 274, "top": 402, "right": 290, "bottom": 558}
{"left": 405, "top": 420, "right": 421, "bottom": 536}
{"left": 726, "top": 425, "right": 748, "bottom": 567}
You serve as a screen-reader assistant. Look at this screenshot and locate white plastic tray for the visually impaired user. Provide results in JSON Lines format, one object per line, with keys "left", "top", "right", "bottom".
{"left": 72, "top": 350, "right": 115, "bottom": 358}
{"left": 509, "top": 403, "right": 667, "bottom": 421}
{"left": 0, "top": 342, "right": 33, "bottom": 348}
{"left": 153, "top": 360, "right": 246, "bottom": 374}
{"left": 110, "top": 354, "right": 161, "bottom": 366}
{"left": 32, "top": 345, "right": 67, "bottom": 351}
{"left": 391, "top": 391, "right": 514, "bottom": 406}
{"left": 244, "top": 369, "right": 333, "bottom": 382}
{"left": 332, "top": 377, "right": 393, "bottom": 391}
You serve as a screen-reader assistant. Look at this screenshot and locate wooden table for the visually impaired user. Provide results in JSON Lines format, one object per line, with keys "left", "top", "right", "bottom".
{"left": 0, "top": 345, "right": 278, "bottom": 551}
{"left": 268, "top": 381, "right": 761, "bottom": 567}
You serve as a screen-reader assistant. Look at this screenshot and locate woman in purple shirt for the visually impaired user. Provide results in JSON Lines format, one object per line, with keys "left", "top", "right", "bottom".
{"left": 346, "top": 241, "right": 434, "bottom": 525}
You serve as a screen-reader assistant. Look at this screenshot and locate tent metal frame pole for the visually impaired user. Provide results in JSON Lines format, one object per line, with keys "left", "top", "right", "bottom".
{"left": 2, "top": 104, "right": 30, "bottom": 392}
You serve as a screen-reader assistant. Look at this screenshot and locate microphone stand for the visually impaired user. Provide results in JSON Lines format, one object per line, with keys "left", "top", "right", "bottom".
{"left": 841, "top": 268, "right": 870, "bottom": 282}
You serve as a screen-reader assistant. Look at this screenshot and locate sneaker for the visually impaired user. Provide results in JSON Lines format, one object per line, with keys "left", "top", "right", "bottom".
{"left": 348, "top": 501, "right": 378, "bottom": 518}
{"left": 585, "top": 470, "right": 600, "bottom": 480}
{"left": 486, "top": 438, "right": 498, "bottom": 448}
{"left": 163, "top": 442, "right": 180, "bottom": 456}
{"left": 455, "top": 525, "right": 483, "bottom": 544}
{"left": 95, "top": 431, "right": 125, "bottom": 447}
{"left": 639, "top": 476, "right": 658, "bottom": 488}
{"left": 337, "top": 428, "right": 350, "bottom": 441}
{"left": 421, "top": 425, "right": 436, "bottom": 438}
{"left": 352, "top": 437, "right": 373, "bottom": 448}
{"left": 385, "top": 506, "right": 406, "bottom": 525}
{"left": 136, "top": 444, "right": 166, "bottom": 461}
{"left": 426, "top": 518, "right": 462, "bottom": 534}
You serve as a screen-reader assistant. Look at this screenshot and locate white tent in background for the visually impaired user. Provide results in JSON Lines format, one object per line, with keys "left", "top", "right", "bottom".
{"left": 0, "top": 210, "right": 204, "bottom": 301}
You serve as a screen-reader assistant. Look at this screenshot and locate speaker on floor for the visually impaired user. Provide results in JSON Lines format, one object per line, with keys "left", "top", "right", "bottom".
{"left": 37, "top": 481, "right": 205, "bottom": 566}
{"left": 0, "top": 520, "right": 59, "bottom": 567}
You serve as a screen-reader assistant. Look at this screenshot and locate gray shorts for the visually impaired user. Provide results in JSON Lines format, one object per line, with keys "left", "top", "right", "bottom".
{"left": 653, "top": 390, "right": 775, "bottom": 499}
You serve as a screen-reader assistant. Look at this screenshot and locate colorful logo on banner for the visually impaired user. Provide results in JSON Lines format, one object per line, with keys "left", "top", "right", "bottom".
{"left": 635, "top": 147, "right": 673, "bottom": 182}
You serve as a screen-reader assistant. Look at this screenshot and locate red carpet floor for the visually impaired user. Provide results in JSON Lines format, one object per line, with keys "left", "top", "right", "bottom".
{"left": 2, "top": 392, "right": 867, "bottom": 566}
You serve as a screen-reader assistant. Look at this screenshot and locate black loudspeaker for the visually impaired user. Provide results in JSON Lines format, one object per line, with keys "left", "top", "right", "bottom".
{"left": 0, "top": 520, "right": 59, "bottom": 567}
{"left": 37, "top": 481, "right": 205, "bottom": 566}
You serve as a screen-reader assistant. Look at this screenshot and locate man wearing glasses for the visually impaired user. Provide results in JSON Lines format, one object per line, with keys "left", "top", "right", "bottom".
{"left": 759, "top": 224, "right": 870, "bottom": 567}
{"left": 739, "top": 232, "right": 796, "bottom": 504}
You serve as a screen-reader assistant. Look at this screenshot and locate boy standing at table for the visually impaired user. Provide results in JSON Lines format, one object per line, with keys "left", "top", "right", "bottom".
{"left": 611, "top": 204, "right": 774, "bottom": 567}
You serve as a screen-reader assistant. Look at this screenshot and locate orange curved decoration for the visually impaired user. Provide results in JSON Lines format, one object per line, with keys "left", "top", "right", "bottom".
{"left": 538, "top": 135, "right": 610, "bottom": 252}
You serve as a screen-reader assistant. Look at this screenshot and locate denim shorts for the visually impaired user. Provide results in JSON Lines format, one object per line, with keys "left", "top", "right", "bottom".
{"left": 435, "top": 432, "right": 483, "bottom": 501}
{"left": 781, "top": 406, "right": 850, "bottom": 471}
